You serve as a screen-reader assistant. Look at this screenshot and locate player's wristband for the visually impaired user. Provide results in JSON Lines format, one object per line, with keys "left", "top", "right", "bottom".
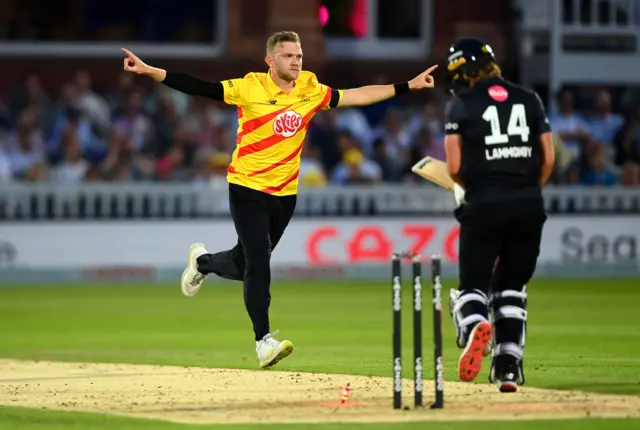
{"left": 393, "top": 82, "right": 410, "bottom": 95}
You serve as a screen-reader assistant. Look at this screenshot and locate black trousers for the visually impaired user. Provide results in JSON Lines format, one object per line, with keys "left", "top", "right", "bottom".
{"left": 196, "top": 183, "right": 297, "bottom": 341}
{"left": 455, "top": 198, "right": 546, "bottom": 297}
{"left": 453, "top": 196, "right": 546, "bottom": 350}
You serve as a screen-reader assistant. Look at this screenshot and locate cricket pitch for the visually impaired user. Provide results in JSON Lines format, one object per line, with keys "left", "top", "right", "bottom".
{"left": 1, "top": 359, "right": 639, "bottom": 424}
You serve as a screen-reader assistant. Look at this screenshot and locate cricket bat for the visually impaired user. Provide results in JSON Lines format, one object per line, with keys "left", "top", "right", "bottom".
{"left": 411, "top": 156, "right": 456, "bottom": 191}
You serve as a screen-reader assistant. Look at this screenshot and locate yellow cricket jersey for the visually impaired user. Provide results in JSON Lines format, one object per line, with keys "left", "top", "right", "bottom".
{"left": 221, "top": 71, "right": 341, "bottom": 196}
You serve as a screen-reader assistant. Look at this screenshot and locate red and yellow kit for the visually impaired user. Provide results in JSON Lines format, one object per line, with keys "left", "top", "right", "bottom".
{"left": 222, "top": 71, "right": 341, "bottom": 196}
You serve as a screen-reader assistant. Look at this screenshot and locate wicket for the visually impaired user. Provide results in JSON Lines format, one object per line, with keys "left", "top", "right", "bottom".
{"left": 392, "top": 252, "right": 444, "bottom": 410}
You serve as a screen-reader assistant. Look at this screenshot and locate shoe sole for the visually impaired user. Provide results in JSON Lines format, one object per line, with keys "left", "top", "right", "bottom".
{"left": 261, "top": 341, "right": 294, "bottom": 369}
{"left": 458, "top": 321, "right": 493, "bottom": 382}
{"left": 498, "top": 381, "right": 518, "bottom": 393}
{"left": 181, "top": 243, "right": 206, "bottom": 297}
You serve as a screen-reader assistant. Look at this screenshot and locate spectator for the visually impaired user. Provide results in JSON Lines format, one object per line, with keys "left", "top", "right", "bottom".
{"left": 401, "top": 127, "right": 445, "bottom": 183}
{"left": 101, "top": 125, "right": 154, "bottom": 181}
{"left": 299, "top": 140, "right": 327, "bottom": 188}
{"left": 370, "top": 110, "right": 412, "bottom": 181}
{"left": 5, "top": 74, "right": 51, "bottom": 131}
{"left": 182, "top": 98, "right": 229, "bottom": 151}
{"left": 548, "top": 89, "right": 594, "bottom": 162}
{"left": 308, "top": 110, "right": 342, "bottom": 177}
{"left": 150, "top": 92, "right": 181, "bottom": 158}
{"left": 112, "top": 89, "right": 155, "bottom": 153}
{"left": 49, "top": 104, "right": 101, "bottom": 162}
{"left": 74, "top": 70, "right": 111, "bottom": 135}
{"left": 411, "top": 126, "right": 444, "bottom": 163}
{"left": 588, "top": 89, "right": 624, "bottom": 147}
{"left": 372, "top": 137, "right": 394, "bottom": 182}
{"left": 107, "top": 72, "right": 137, "bottom": 117}
{"left": 580, "top": 145, "right": 618, "bottom": 186}
{"left": 49, "top": 128, "right": 89, "bottom": 184}
{"left": 6, "top": 106, "right": 45, "bottom": 179}
{"left": 331, "top": 148, "right": 382, "bottom": 185}
{"left": 550, "top": 132, "right": 574, "bottom": 184}
{"left": 407, "top": 102, "right": 443, "bottom": 141}
{"left": 0, "top": 68, "right": 635, "bottom": 190}
{"left": 333, "top": 108, "right": 373, "bottom": 154}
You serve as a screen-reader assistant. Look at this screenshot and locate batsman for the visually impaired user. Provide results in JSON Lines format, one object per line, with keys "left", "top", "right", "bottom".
{"left": 416, "top": 37, "right": 555, "bottom": 392}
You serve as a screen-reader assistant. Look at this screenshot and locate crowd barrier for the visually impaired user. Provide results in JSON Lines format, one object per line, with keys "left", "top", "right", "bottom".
{"left": 0, "top": 183, "right": 638, "bottom": 220}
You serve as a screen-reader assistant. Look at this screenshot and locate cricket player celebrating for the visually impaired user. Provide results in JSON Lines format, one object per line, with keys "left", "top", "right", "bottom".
{"left": 121, "top": 31, "right": 438, "bottom": 369}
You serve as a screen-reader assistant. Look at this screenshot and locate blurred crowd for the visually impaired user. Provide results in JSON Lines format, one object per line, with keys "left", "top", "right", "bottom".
{"left": 0, "top": 70, "right": 639, "bottom": 188}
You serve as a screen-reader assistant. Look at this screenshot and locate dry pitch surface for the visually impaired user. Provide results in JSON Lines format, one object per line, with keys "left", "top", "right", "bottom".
{"left": 1, "top": 359, "right": 639, "bottom": 424}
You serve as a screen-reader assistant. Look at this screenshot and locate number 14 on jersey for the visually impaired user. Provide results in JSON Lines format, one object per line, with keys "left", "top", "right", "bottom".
{"left": 482, "top": 104, "right": 530, "bottom": 145}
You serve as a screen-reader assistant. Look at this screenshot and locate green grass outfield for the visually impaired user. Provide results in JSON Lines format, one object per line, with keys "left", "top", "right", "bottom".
{"left": 0, "top": 278, "right": 639, "bottom": 429}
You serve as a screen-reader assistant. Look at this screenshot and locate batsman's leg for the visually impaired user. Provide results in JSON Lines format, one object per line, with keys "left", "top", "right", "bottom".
{"left": 488, "top": 199, "right": 546, "bottom": 392}
{"left": 485, "top": 258, "right": 501, "bottom": 356}
{"left": 451, "top": 204, "right": 504, "bottom": 382}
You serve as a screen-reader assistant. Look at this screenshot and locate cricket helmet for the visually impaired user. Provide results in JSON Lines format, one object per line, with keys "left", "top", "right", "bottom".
{"left": 446, "top": 37, "right": 497, "bottom": 94}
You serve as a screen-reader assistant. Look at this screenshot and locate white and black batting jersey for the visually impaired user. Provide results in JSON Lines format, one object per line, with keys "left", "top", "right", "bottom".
{"left": 445, "top": 76, "right": 552, "bottom": 203}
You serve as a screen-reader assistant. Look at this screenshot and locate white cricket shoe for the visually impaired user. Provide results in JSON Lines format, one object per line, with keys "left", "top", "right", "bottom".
{"left": 256, "top": 330, "right": 293, "bottom": 369}
{"left": 180, "top": 242, "right": 208, "bottom": 297}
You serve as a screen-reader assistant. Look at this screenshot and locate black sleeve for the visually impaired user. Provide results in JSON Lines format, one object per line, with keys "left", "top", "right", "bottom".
{"left": 444, "top": 96, "right": 466, "bottom": 134}
{"left": 532, "top": 91, "right": 552, "bottom": 134}
{"left": 161, "top": 71, "right": 224, "bottom": 101}
{"left": 328, "top": 89, "right": 341, "bottom": 109}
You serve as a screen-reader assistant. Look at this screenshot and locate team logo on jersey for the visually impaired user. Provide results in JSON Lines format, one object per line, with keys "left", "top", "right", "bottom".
{"left": 273, "top": 111, "right": 303, "bottom": 137}
{"left": 488, "top": 85, "right": 508, "bottom": 102}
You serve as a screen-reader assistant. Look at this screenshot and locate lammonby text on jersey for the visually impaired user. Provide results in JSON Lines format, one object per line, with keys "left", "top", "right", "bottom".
{"left": 485, "top": 146, "right": 532, "bottom": 160}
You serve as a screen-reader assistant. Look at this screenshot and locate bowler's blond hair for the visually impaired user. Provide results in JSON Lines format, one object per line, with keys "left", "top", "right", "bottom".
{"left": 266, "top": 31, "right": 301, "bottom": 56}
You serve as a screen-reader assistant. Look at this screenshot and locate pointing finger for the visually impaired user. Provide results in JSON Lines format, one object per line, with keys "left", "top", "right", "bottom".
{"left": 425, "top": 64, "right": 439, "bottom": 75}
{"left": 121, "top": 48, "right": 134, "bottom": 57}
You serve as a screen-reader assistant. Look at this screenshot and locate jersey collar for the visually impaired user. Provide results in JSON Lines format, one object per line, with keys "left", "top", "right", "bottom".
{"left": 266, "top": 70, "right": 302, "bottom": 97}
